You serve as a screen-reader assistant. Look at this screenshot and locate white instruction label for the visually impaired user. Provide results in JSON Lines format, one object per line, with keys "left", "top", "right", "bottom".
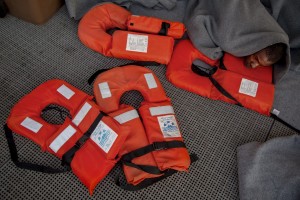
{"left": 57, "top": 84, "right": 75, "bottom": 99}
{"left": 239, "top": 78, "right": 258, "bottom": 97}
{"left": 157, "top": 115, "right": 181, "bottom": 138}
{"left": 126, "top": 34, "right": 148, "bottom": 53}
{"left": 90, "top": 121, "right": 118, "bottom": 153}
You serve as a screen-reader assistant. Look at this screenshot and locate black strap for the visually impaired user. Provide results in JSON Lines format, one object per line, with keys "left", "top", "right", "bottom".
{"left": 208, "top": 76, "right": 243, "bottom": 107}
{"left": 117, "top": 153, "right": 199, "bottom": 191}
{"left": 3, "top": 124, "right": 70, "bottom": 173}
{"left": 158, "top": 22, "right": 171, "bottom": 36}
{"left": 88, "top": 61, "right": 161, "bottom": 85}
{"left": 121, "top": 141, "right": 186, "bottom": 175}
{"left": 122, "top": 141, "right": 186, "bottom": 163}
{"left": 61, "top": 112, "right": 105, "bottom": 166}
{"left": 191, "top": 64, "right": 243, "bottom": 107}
{"left": 118, "top": 61, "right": 161, "bottom": 67}
{"left": 42, "top": 106, "right": 72, "bottom": 121}
{"left": 271, "top": 114, "right": 300, "bottom": 133}
{"left": 218, "top": 56, "right": 227, "bottom": 70}
{"left": 88, "top": 69, "right": 110, "bottom": 85}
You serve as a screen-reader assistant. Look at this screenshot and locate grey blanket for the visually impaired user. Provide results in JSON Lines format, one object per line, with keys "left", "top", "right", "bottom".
{"left": 262, "top": 0, "right": 300, "bottom": 131}
{"left": 185, "top": 0, "right": 300, "bottom": 130}
{"left": 184, "top": 0, "right": 290, "bottom": 83}
{"left": 237, "top": 134, "right": 300, "bottom": 200}
{"left": 65, "top": 0, "right": 178, "bottom": 20}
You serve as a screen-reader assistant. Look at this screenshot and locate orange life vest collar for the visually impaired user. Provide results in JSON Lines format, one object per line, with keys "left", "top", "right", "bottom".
{"left": 78, "top": 3, "right": 185, "bottom": 64}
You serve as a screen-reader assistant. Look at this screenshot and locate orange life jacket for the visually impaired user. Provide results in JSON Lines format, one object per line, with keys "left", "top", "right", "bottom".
{"left": 91, "top": 65, "right": 191, "bottom": 189}
{"left": 78, "top": 3, "right": 185, "bottom": 64}
{"left": 166, "top": 40, "right": 274, "bottom": 116}
{"left": 5, "top": 79, "right": 128, "bottom": 195}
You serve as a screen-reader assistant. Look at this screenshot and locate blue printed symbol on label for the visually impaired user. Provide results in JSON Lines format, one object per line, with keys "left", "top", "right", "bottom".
{"left": 157, "top": 115, "right": 181, "bottom": 138}
{"left": 91, "top": 121, "right": 118, "bottom": 153}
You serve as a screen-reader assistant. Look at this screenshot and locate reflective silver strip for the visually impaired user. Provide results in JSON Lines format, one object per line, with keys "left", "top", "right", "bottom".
{"left": 114, "top": 110, "right": 139, "bottom": 124}
{"left": 57, "top": 84, "right": 75, "bottom": 100}
{"left": 72, "top": 102, "right": 92, "bottom": 126}
{"left": 272, "top": 108, "right": 280, "bottom": 116}
{"left": 144, "top": 73, "right": 157, "bottom": 89}
{"left": 149, "top": 106, "right": 175, "bottom": 116}
{"left": 20, "top": 117, "right": 43, "bottom": 133}
{"left": 49, "top": 125, "right": 76, "bottom": 153}
{"left": 98, "top": 82, "right": 112, "bottom": 99}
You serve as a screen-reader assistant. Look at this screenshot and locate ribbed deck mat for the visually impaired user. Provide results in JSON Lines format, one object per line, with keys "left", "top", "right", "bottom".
{"left": 0, "top": 6, "right": 297, "bottom": 200}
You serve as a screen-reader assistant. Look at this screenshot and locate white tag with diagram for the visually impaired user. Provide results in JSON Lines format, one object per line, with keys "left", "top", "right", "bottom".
{"left": 90, "top": 121, "right": 118, "bottom": 153}
{"left": 239, "top": 78, "right": 258, "bottom": 97}
{"left": 126, "top": 34, "right": 148, "bottom": 53}
{"left": 157, "top": 115, "right": 181, "bottom": 138}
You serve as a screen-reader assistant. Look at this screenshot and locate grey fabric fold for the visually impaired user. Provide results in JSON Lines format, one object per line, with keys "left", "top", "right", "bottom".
{"left": 264, "top": 0, "right": 300, "bottom": 130}
{"left": 65, "top": 0, "right": 179, "bottom": 20}
{"left": 237, "top": 134, "right": 300, "bottom": 200}
{"left": 184, "top": 0, "right": 290, "bottom": 83}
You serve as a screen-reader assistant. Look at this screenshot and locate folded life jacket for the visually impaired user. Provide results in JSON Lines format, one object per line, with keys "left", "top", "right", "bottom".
{"left": 78, "top": 3, "right": 185, "bottom": 64}
{"left": 4, "top": 79, "right": 128, "bottom": 195}
{"left": 90, "top": 65, "right": 193, "bottom": 189}
{"left": 166, "top": 40, "right": 275, "bottom": 116}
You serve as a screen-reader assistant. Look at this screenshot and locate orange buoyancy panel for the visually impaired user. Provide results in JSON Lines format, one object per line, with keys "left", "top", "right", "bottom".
{"left": 166, "top": 40, "right": 275, "bottom": 116}
{"left": 108, "top": 104, "right": 162, "bottom": 185}
{"left": 6, "top": 79, "right": 128, "bottom": 195}
{"left": 138, "top": 101, "right": 190, "bottom": 171}
{"left": 92, "top": 66, "right": 191, "bottom": 187}
{"left": 110, "top": 30, "right": 174, "bottom": 64}
{"left": 78, "top": 3, "right": 131, "bottom": 56}
{"left": 78, "top": 3, "right": 175, "bottom": 64}
{"left": 93, "top": 65, "right": 169, "bottom": 113}
{"left": 222, "top": 53, "right": 273, "bottom": 83}
{"left": 166, "top": 39, "right": 218, "bottom": 98}
{"left": 127, "top": 15, "right": 186, "bottom": 39}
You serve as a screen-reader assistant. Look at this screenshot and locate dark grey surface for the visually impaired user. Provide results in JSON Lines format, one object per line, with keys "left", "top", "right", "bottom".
{"left": 65, "top": 0, "right": 180, "bottom": 20}
{"left": 0, "top": 6, "right": 298, "bottom": 200}
{"left": 237, "top": 134, "right": 300, "bottom": 200}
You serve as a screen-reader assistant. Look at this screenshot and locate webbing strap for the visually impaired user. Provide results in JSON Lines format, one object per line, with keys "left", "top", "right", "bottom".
{"left": 191, "top": 64, "right": 243, "bottom": 107}
{"left": 88, "top": 61, "right": 160, "bottom": 85}
{"left": 208, "top": 76, "right": 243, "bottom": 107}
{"left": 3, "top": 124, "right": 70, "bottom": 173}
{"left": 61, "top": 112, "right": 105, "bottom": 166}
{"left": 158, "top": 22, "right": 170, "bottom": 36}
{"left": 117, "top": 153, "right": 199, "bottom": 191}
{"left": 122, "top": 141, "right": 186, "bottom": 162}
{"left": 42, "top": 106, "right": 72, "bottom": 122}
{"left": 88, "top": 69, "right": 110, "bottom": 85}
{"left": 218, "top": 56, "right": 227, "bottom": 70}
{"left": 121, "top": 141, "right": 186, "bottom": 175}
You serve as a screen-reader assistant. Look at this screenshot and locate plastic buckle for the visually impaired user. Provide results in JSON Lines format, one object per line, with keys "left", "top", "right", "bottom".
{"left": 152, "top": 142, "right": 168, "bottom": 151}
{"left": 75, "top": 135, "right": 89, "bottom": 148}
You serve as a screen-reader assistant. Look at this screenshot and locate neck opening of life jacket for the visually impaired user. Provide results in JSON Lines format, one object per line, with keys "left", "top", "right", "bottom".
{"left": 166, "top": 39, "right": 275, "bottom": 116}
{"left": 90, "top": 65, "right": 197, "bottom": 190}
{"left": 4, "top": 79, "right": 128, "bottom": 195}
{"left": 78, "top": 3, "right": 186, "bottom": 64}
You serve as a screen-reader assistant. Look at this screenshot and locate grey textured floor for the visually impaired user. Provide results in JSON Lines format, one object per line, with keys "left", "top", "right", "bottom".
{"left": 0, "top": 7, "right": 298, "bottom": 200}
